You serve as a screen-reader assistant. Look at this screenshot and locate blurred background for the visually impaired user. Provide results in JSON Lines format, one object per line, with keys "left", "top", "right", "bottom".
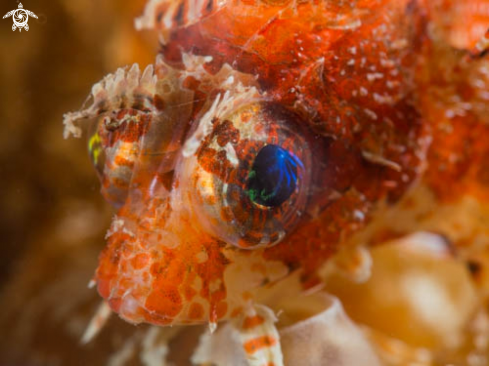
{"left": 0, "top": 0, "right": 160, "bottom": 364}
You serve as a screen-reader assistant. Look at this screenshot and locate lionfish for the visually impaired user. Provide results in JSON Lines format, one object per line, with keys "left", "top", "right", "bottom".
{"left": 64, "top": 0, "right": 489, "bottom": 364}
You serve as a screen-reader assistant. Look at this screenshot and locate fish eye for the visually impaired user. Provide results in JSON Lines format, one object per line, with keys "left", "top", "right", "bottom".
{"left": 86, "top": 109, "right": 150, "bottom": 207}
{"left": 246, "top": 144, "right": 304, "bottom": 208}
{"left": 180, "top": 102, "right": 312, "bottom": 249}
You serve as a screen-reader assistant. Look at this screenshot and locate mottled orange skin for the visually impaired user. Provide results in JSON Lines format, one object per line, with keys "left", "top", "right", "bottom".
{"left": 89, "top": 0, "right": 489, "bottom": 326}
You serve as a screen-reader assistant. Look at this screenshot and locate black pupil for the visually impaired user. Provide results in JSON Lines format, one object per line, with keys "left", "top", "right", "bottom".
{"left": 246, "top": 144, "right": 302, "bottom": 207}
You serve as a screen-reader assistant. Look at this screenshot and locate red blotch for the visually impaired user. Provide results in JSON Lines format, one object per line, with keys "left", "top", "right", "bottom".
{"left": 145, "top": 285, "right": 183, "bottom": 318}
{"left": 242, "top": 315, "right": 265, "bottom": 329}
{"left": 131, "top": 253, "right": 150, "bottom": 270}
{"left": 183, "top": 285, "right": 197, "bottom": 302}
{"left": 215, "top": 301, "right": 228, "bottom": 320}
{"left": 188, "top": 302, "right": 205, "bottom": 320}
{"left": 243, "top": 336, "right": 277, "bottom": 354}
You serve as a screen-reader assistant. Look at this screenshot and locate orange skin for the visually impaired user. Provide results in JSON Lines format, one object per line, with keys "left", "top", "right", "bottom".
{"left": 82, "top": 0, "right": 489, "bottom": 327}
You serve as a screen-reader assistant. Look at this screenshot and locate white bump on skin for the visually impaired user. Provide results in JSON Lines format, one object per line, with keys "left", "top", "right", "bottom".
{"left": 363, "top": 109, "right": 378, "bottom": 120}
{"left": 183, "top": 92, "right": 225, "bottom": 158}
{"left": 366, "top": 73, "right": 384, "bottom": 81}
{"left": 196, "top": 251, "right": 209, "bottom": 263}
{"left": 183, "top": 85, "right": 259, "bottom": 158}
{"left": 209, "top": 279, "right": 223, "bottom": 293}
{"left": 224, "top": 143, "right": 239, "bottom": 167}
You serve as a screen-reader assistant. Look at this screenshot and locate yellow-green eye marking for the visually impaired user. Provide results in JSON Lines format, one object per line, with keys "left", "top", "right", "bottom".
{"left": 88, "top": 132, "right": 102, "bottom": 165}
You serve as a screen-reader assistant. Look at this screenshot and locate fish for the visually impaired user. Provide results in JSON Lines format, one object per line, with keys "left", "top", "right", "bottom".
{"left": 64, "top": 0, "right": 489, "bottom": 362}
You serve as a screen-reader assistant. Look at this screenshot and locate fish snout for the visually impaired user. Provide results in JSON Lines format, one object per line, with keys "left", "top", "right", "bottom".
{"left": 96, "top": 215, "right": 230, "bottom": 326}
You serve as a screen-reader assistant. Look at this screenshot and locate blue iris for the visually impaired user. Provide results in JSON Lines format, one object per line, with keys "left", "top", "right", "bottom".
{"left": 246, "top": 144, "right": 303, "bottom": 207}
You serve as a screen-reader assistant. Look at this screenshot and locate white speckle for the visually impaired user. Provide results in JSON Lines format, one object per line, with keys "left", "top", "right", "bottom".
{"left": 106, "top": 217, "right": 126, "bottom": 239}
{"left": 208, "top": 322, "right": 217, "bottom": 334}
{"left": 353, "top": 210, "right": 365, "bottom": 221}
{"left": 366, "top": 73, "right": 384, "bottom": 82}
{"left": 363, "top": 108, "right": 378, "bottom": 120}
{"left": 380, "top": 59, "right": 395, "bottom": 68}
{"left": 445, "top": 109, "right": 456, "bottom": 118}
{"left": 122, "top": 226, "right": 136, "bottom": 238}
{"left": 209, "top": 279, "right": 222, "bottom": 293}
{"left": 196, "top": 251, "right": 209, "bottom": 263}
{"left": 391, "top": 38, "right": 408, "bottom": 50}
{"left": 386, "top": 80, "right": 399, "bottom": 89}
{"left": 347, "top": 59, "right": 355, "bottom": 66}
{"left": 348, "top": 47, "right": 357, "bottom": 55}
{"left": 119, "top": 293, "right": 142, "bottom": 321}
{"left": 224, "top": 76, "right": 234, "bottom": 85}
{"left": 224, "top": 143, "right": 239, "bottom": 167}
{"left": 359, "top": 86, "right": 368, "bottom": 96}
{"left": 373, "top": 93, "right": 394, "bottom": 104}
{"left": 362, "top": 150, "right": 402, "bottom": 171}
{"left": 148, "top": 176, "right": 159, "bottom": 197}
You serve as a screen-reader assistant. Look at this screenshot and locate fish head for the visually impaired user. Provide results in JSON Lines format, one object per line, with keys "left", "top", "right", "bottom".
{"left": 64, "top": 0, "right": 430, "bottom": 326}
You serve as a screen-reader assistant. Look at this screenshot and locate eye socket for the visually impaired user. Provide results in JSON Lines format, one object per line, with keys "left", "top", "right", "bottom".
{"left": 181, "top": 103, "right": 311, "bottom": 249}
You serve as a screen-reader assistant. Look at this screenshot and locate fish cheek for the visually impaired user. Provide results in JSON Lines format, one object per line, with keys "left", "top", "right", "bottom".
{"left": 140, "top": 234, "right": 231, "bottom": 325}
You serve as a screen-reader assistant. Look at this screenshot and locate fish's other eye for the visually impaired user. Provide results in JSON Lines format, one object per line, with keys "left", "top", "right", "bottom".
{"left": 181, "top": 103, "right": 312, "bottom": 249}
{"left": 87, "top": 108, "right": 151, "bottom": 207}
